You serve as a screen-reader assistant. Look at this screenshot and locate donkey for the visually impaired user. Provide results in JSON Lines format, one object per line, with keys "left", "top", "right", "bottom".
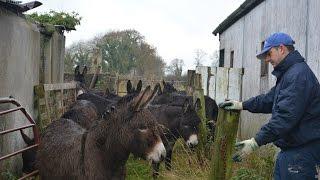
{"left": 148, "top": 98, "right": 202, "bottom": 177}
{"left": 37, "top": 86, "right": 166, "bottom": 179}
{"left": 61, "top": 100, "right": 99, "bottom": 129}
{"left": 104, "top": 80, "right": 142, "bottom": 102}
{"left": 76, "top": 92, "right": 116, "bottom": 117}
{"left": 19, "top": 99, "right": 101, "bottom": 174}
{"left": 153, "top": 81, "right": 218, "bottom": 138}
{"left": 74, "top": 65, "right": 87, "bottom": 88}
{"left": 20, "top": 130, "right": 36, "bottom": 174}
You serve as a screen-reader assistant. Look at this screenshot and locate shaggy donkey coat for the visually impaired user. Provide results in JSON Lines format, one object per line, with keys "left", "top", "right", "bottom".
{"left": 37, "top": 86, "right": 166, "bottom": 179}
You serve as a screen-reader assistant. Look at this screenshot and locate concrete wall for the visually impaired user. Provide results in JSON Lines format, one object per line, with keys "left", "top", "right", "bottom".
{"left": 0, "top": 7, "right": 65, "bottom": 175}
{"left": 218, "top": 0, "right": 320, "bottom": 139}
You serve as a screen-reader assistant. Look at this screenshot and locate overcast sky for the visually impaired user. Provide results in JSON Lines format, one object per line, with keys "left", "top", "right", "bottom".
{"left": 26, "top": 0, "right": 245, "bottom": 72}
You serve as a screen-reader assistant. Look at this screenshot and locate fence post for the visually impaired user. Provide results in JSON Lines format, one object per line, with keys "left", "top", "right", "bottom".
{"left": 193, "top": 73, "right": 208, "bottom": 164}
{"left": 209, "top": 108, "right": 240, "bottom": 180}
{"left": 186, "top": 70, "right": 196, "bottom": 95}
{"left": 34, "top": 84, "right": 48, "bottom": 132}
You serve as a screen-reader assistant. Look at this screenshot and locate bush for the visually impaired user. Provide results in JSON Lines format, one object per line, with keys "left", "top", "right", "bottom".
{"left": 26, "top": 11, "right": 81, "bottom": 31}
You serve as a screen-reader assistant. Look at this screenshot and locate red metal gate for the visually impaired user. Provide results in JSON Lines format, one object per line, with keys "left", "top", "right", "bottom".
{"left": 0, "top": 97, "right": 40, "bottom": 179}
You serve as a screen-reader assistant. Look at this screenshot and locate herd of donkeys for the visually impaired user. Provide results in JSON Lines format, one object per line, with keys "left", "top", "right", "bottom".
{"left": 19, "top": 66, "right": 218, "bottom": 179}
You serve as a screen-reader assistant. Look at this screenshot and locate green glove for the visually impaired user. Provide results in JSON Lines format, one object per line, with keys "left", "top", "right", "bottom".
{"left": 233, "top": 138, "right": 259, "bottom": 162}
{"left": 219, "top": 100, "right": 243, "bottom": 110}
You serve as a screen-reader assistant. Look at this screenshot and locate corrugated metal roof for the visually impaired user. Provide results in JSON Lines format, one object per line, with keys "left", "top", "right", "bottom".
{"left": 212, "top": 0, "right": 265, "bottom": 36}
{"left": 0, "top": 0, "right": 42, "bottom": 13}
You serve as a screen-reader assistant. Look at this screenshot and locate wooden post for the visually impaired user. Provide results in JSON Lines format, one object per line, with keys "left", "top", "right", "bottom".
{"left": 193, "top": 73, "right": 208, "bottom": 164}
{"left": 89, "top": 66, "right": 101, "bottom": 89}
{"left": 209, "top": 108, "right": 240, "bottom": 180}
{"left": 34, "top": 84, "right": 49, "bottom": 132}
{"left": 186, "top": 70, "right": 196, "bottom": 96}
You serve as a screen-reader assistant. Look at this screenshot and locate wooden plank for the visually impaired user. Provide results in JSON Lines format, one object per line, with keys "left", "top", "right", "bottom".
{"left": 228, "top": 68, "right": 244, "bottom": 101}
{"left": 215, "top": 67, "right": 229, "bottom": 104}
{"left": 43, "top": 82, "right": 76, "bottom": 91}
{"left": 208, "top": 67, "right": 217, "bottom": 100}
{"left": 196, "top": 66, "right": 210, "bottom": 96}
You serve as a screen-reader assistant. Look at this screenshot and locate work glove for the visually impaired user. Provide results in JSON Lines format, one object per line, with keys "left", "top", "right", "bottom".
{"left": 219, "top": 100, "right": 243, "bottom": 110}
{"left": 232, "top": 138, "right": 259, "bottom": 162}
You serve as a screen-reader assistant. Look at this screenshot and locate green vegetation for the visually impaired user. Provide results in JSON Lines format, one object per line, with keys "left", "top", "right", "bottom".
{"left": 26, "top": 10, "right": 82, "bottom": 31}
{"left": 126, "top": 141, "right": 276, "bottom": 180}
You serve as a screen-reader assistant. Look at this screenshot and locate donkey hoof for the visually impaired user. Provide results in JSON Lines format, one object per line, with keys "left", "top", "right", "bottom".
{"left": 152, "top": 172, "right": 159, "bottom": 179}
{"left": 165, "top": 164, "right": 172, "bottom": 171}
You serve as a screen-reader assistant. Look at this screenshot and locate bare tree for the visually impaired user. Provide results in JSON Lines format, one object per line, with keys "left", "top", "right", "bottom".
{"left": 194, "top": 49, "right": 207, "bottom": 66}
{"left": 210, "top": 50, "right": 219, "bottom": 67}
{"left": 167, "top": 58, "right": 184, "bottom": 78}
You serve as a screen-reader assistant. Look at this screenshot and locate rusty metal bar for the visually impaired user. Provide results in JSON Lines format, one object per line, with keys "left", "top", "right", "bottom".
{"left": 0, "top": 106, "right": 23, "bottom": 116}
{"left": 0, "top": 97, "right": 40, "bottom": 179}
{"left": 0, "top": 144, "right": 39, "bottom": 161}
{"left": 18, "top": 170, "right": 39, "bottom": 180}
{"left": 0, "top": 97, "right": 40, "bottom": 144}
{"left": 0, "top": 124, "right": 35, "bottom": 135}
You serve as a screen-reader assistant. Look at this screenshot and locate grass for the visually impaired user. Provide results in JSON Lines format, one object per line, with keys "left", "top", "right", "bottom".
{"left": 1, "top": 140, "right": 276, "bottom": 180}
{"left": 126, "top": 140, "right": 276, "bottom": 180}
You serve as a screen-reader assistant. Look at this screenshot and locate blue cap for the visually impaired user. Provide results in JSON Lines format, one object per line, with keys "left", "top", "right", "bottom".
{"left": 256, "top": 32, "right": 295, "bottom": 59}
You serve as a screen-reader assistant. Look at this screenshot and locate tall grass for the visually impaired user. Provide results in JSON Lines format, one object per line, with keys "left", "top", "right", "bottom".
{"left": 126, "top": 140, "right": 276, "bottom": 180}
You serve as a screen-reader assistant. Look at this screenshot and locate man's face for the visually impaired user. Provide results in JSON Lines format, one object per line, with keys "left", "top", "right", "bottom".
{"left": 265, "top": 45, "right": 286, "bottom": 68}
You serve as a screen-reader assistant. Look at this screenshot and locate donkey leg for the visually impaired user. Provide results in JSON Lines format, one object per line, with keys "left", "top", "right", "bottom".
{"left": 165, "top": 141, "right": 175, "bottom": 170}
{"left": 152, "top": 162, "right": 160, "bottom": 179}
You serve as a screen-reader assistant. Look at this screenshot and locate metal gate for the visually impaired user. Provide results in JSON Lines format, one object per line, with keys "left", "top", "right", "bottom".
{"left": 0, "top": 97, "right": 40, "bottom": 179}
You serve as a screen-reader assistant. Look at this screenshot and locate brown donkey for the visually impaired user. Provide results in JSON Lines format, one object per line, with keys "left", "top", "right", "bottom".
{"left": 36, "top": 86, "right": 166, "bottom": 179}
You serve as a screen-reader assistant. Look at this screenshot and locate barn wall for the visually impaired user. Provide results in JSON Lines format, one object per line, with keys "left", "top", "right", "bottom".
{"left": 0, "top": 7, "right": 65, "bottom": 175}
{"left": 0, "top": 7, "right": 40, "bottom": 174}
{"left": 218, "top": 0, "right": 318, "bottom": 139}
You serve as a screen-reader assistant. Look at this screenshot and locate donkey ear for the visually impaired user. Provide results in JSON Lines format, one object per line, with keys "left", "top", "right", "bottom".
{"left": 127, "top": 80, "right": 133, "bottom": 93}
{"left": 105, "top": 88, "right": 110, "bottom": 95}
{"left": 136, "top": 80, "right": 142, "bottom": 92}
{"left": 75, "top": 65, "right": 80, "bottom": 76}
{"left": 162, "top": 80, "right": 166, "bottom": 87}
{"left": 20, "top": 130, "right": 33, "bottom": 146}
{"left": 133, "top": 85, "right": 158, "bottom": 111}
{"left": 194, "top": 98, "right": 202, "bottom": 112}
{"left": 82, "top": 66, "right": 87, "bottom": 75}
{"left": 182, "top": 99, "right": 191, "bottom": 113}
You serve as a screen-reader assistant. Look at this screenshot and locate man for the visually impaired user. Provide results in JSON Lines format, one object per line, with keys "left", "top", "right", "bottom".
{"left": 220, "top": 32, "right": 320, "bottom": 179}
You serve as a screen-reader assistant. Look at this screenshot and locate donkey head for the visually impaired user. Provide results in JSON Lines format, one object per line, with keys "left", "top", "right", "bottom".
{"left": 179, "top": 98, "right": 202, "bottom": 147}
{"left": 74, "top": 65, "right": 87, "bottom": 87}
{"left": 104, "top": 85, "right": 166, "bottom": 162}
{"left": 162, "top": 80, "right": 177, "bottom": 94}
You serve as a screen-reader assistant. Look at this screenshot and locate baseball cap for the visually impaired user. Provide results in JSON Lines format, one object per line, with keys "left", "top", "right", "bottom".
{"left": 257, "top": 32, "right": 295, "bottom": 60}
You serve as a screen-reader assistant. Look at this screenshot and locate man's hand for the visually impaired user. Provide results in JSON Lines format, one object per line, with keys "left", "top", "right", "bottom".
{"left": 219, "top": 100, "right": 243, "bottom": 110}
{"left": 233, "top": 138, "right": 259, "bottom": 162}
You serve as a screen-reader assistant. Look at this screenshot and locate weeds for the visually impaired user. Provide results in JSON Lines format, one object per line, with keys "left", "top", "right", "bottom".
{"left": 1, "top": 169, "right": 18, "bottom": 180}
{"left": 126, "top": 141, "right": 276, "bottom": 180}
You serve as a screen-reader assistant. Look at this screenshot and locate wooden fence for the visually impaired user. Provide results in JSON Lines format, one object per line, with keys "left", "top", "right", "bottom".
{"left": 34, "top": 82, "right": 77, "bottom": 132}
{"left": 195, "top": 66, "right": 244, "bottom": 104}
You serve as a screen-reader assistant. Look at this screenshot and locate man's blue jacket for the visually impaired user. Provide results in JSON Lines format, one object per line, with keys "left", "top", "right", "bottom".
{"left": 243, "top": 50, "right": 320, "bottom": 149}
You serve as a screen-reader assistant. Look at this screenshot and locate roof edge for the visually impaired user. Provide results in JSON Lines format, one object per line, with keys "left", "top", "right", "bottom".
{"left": 212, "top": 0, "right": 265, "bottom": 36}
